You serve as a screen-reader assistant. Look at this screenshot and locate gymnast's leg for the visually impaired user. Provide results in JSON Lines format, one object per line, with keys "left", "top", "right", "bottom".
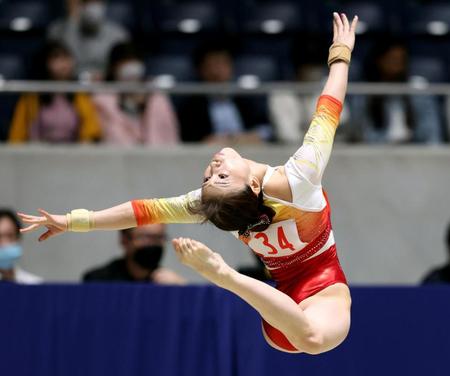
{"left": 173, "top": 237, "right": 351, "bottom": 354}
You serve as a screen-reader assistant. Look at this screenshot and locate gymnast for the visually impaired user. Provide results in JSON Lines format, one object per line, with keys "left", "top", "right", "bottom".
{"left": 19, "top": 12, "right": 358, "bottom": 354}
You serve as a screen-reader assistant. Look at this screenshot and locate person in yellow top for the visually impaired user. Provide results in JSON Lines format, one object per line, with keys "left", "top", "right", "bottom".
{"left": 8, "top": 41, "right": 101, "bottom": 143}
{"left": 19, "top": 14, "right": 357, "bottom": 355}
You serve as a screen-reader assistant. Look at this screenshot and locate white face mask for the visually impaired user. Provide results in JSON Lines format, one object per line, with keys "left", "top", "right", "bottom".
{"left": 81, "top": 2, "right": 106, "bottom": 28}
{"left": 116, "top": 61, "right": 146, "bottom": 81}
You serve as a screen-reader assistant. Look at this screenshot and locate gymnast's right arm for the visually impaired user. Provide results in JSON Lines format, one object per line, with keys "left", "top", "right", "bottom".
{"left": 18, "top": 190, "right": 203, "bottom": 242}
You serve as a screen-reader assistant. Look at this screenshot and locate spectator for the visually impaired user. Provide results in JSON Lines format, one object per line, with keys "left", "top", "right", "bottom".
{"left": 177, "top": 40, "right": 273, "bottom": 144}
{"left": 8, "top": 41, "right": 101, "bottom": 144}
{"left": 269, "top": 40, "right": 351, "bottom": 143}
{"left": 93, "top": 43, "right": 180, "bottom": 146}
{"left": 352, "top": 39, "right": 443, "bottom": 144}
{"left": 48, "top": 0, "right": 129, "bottom": 80}
{"left": 422, "top": 223, "right": 450, "bottom": 284}
{"left": 0, "top": 209, "right": 43, "bottom": 284}
{"left": 83, "top": 224, "right": 185, "bottom": 284}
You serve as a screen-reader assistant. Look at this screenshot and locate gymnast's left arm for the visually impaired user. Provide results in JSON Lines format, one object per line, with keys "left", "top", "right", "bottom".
{"left": 289, "top": 13, "right": 357, "bottom": 186}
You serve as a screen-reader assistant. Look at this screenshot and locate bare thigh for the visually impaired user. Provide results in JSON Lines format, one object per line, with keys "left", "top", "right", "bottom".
{"left": 299, "top": 283, "right": 352, "bottom": 353}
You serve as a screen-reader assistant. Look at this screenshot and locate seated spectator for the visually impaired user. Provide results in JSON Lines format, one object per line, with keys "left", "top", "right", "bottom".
{"left": 83, "top": 224, "right": 185, "bottom": 284}
{"left": 48, "top": 0, "right": 129, "bottom": 80}
{"left": 93, "top": 43, "right": 180, "bottom": 146}
{"left": 8, "top": 41, "right": 101, "bottom": 144}
{"left": 352, "top": 39, "right": 443, "bottom": 144}
{"left": 269, "top": 40, "right": 351, "bottom": 143}
{"left": 177, "top": 40, "right": 273, "bottom": 144}
{"left": 0, "top": 209, "right": 43, "bottom": 284}
{"left": 422, "top": 223, "right": 450, "bottom": 284}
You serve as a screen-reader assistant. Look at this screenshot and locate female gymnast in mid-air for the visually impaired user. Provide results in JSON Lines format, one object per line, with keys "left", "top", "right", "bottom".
{"left": 19, "top": 13, "right": 358, "bottom": 354}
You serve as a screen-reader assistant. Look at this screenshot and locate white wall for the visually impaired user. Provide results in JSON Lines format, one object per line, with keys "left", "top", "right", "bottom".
{"left": 1, "top": 145, "right": 449, "bottom": 284}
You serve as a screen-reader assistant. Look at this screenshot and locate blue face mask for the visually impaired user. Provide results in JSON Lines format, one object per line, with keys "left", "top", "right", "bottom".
{"left": 0, "top": 244, "right": 22, "bottom": 270}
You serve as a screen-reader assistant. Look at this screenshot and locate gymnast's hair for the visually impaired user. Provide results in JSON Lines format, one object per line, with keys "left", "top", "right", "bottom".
{"left": 188, "top": 185, "right": 276, "bottom": 237}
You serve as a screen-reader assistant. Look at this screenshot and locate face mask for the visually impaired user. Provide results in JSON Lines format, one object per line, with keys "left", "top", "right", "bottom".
{"left": 81, "top": 2, "right": 106, "bottom": 29}
{"left": 133, "top": 245, "right": 163, "bottom": 271}
{"left": 0, "top": 244, "right": 22, "bottom": 270}
{"left": 116, "top": 62, "right": 146, "bottom": 82}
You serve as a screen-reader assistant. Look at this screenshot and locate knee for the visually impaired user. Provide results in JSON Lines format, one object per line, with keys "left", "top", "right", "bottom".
{"left": 289, "top": 332, "right": 326, "bottom": 355}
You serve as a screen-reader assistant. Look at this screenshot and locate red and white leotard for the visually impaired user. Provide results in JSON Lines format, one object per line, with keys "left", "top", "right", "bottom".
{"left": 131, "top": 95, "right": 347, "bottom": 352}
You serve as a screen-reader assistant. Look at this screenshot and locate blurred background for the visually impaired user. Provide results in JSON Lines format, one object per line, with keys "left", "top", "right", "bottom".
{"left": 0, "top": 0, "right": 449, "bottom": 285}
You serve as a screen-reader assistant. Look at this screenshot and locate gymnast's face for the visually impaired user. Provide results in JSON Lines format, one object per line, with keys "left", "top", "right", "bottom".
{"left": 202, "top": 148, "right": 253, "bottom": 195}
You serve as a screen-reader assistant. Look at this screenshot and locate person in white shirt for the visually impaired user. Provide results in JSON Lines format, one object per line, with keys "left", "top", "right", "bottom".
{"left": 0, "top": 209, "right": 43, "bottom": 284}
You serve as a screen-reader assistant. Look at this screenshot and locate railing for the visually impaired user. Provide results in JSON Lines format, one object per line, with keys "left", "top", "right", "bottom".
{"left": 0, "top": 80, "right": 450, "bottom": 95}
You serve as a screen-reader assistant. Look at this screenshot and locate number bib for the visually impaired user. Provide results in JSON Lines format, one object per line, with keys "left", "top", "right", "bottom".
{"left": 248, "top": 219, "right": 307, "bottom": 257}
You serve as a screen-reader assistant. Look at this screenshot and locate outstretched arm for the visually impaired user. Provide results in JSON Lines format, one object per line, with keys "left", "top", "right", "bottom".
{"left": 288, "top": 13, "right": 357, "bottom": 186}
{"left": 18, "top": 190, "right": 203, "bottom": 242}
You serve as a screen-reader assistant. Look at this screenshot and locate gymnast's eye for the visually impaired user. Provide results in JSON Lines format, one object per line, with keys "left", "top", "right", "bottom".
{"left": 203, "top": 176, "right": 211, "bottom": 183}
{"left": 219, "top": 174, "right": 228, "bottom": 179}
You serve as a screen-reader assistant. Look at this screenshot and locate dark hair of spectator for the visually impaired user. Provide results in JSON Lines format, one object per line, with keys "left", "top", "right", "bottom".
{"left": 365, "top": 37, "right": 409, "bottom": 82}
{"left": 291, "top": 35, "right": 328, "bottom": 70}
{"left": 0, "top": 209, "right": 22, "bottom": 240}
{"left": 105, "top": 42, "right": 144, "bottom": 81}
{"left": 188, "top": 185, "right": 275, "bottom": 236}
{"left": 364, "top": 37, "right": 413, "bottom": 131}
{"left": 192, "top": 38, "right": 235, "bottom": 69}
{"left": 33, "top": 40, "right": 75, "bottom": 105}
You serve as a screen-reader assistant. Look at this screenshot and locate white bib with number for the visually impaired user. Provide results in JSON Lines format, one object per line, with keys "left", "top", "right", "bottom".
{"left": 247, "top": 219, "right": 307, "bottom": 258}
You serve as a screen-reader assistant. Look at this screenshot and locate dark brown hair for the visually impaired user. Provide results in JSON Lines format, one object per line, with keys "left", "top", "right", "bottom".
{"left": 189, "top": 185, "right": 275, "bottom": 236}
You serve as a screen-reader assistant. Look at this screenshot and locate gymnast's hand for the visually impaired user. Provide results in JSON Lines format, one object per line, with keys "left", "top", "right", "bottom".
{"left": 333, "top": 12, "right": 358, "bottom": 51}
{"left": 172, "top": 237, "right": 232, "bottom": 286}
{"left": 17, "top": 209, "right": 67, "bottom": 242}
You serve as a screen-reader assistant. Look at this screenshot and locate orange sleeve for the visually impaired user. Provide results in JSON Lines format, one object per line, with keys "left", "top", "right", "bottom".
{"left": 315, "top": 95, "right": 343, "bottom": 129}
{"left": 288, "top": 95, "right": 343, "bottom": 185}
{"left": 131, "top": 190, "right": 203, "bottom": 226}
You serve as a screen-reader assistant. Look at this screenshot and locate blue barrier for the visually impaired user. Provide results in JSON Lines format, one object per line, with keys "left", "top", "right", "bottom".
{"left": 0, "top": 285, "right": 449, "bottom": 376}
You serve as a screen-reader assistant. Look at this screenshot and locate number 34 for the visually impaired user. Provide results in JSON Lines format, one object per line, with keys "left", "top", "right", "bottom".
{"left": 254, "top": 226, "right": 295, "bottom": 255}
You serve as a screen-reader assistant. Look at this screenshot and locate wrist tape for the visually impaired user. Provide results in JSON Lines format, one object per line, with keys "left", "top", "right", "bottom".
{"left": 66, "top": 209, "right": 94, "bottom": 232}
{"left": 328, "top": 43, "right": 352, "bottom": 67}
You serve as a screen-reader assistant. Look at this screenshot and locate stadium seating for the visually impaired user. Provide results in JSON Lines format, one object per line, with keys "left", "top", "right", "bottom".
{"left": 407, "top": 3, "right": 450, "bottom": 36}
{"left": 409, "top": 56, "right": 447, "bottom": 82}
{"left": 0, "top": 1, "right": 50, "bottom": 31}
{"left": 238, "top": 2, "right": 303, "bottom": 34}
{"left": 146, "top": 54, "right": 195, "bottom": 82}
{"left": 0, "top": 54, "right": 26, "bottom": 79}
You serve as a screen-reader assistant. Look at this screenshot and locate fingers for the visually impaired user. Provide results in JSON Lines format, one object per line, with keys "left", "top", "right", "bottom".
{"left": 38, "top": 229, "right": 55, "bottom": 242}
{"left": 351, "top": 15, "right": 358, "bottom": 32}
{"left": 333, "top": 12, "right": 357, "bottom": 34}
{"left": 20, "top": 224, "right": 41, "bottom": 233}
{"left": 333, "top": 12, "right": 343, "bottom": 34}
{"left": 341, "top": 13, "right": 349, "bottom": 31}
{"left": 38, "top": 209, "right": 52, "bottom": 220}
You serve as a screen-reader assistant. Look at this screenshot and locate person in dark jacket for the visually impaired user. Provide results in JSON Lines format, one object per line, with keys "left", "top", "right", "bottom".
{"left": 177, "top": 40, "right": 273, "bottom": 144}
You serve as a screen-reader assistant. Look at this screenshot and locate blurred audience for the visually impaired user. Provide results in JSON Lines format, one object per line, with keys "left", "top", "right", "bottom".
{"left": 177, "top": 40, "right": 273, "bottom": 144}
{"left": 48, "top": 0, "right": 129, "bottom": 80}
{"left": 0, "top": 209, "right": 43, "bottom": 284}
{"left": 351, "top": 39, "right": 443, "bottom": 144}
{"left": 8, "top": 41, "right": 101, "bottom": 144}
{"left": 94, "top": 43, "right": 180, "bottom": 146}
{"left": 269, "top": 40, "right": 351, "bottom": 143}
{"left": 422, "top": 223, "right": 450, "bottom": 284}
{"left": 83, "top": 224, "right": 185, "bottom": 284}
